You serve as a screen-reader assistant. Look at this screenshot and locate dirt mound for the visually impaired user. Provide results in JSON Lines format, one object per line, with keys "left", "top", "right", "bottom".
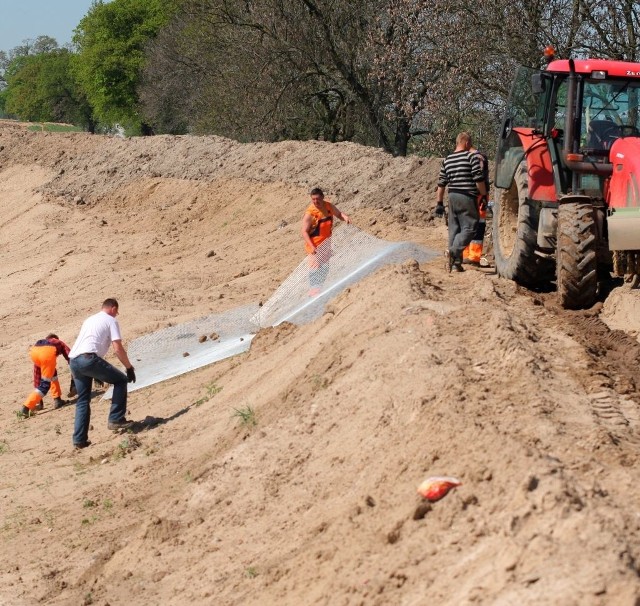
{"left": 2, "top": 123, "right": 640, "bottom": 605}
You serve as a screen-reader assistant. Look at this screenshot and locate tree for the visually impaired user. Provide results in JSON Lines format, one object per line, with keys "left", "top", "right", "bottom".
{"left": 141, "top": 0, "right": 640, "bottom": 154}
{"left": 576, "top": 0, "right": 640, "bottom": 60}
{"left": 3, "top": 44, "right": 95, "bottom": 129}
{"left": 141, "top": 0, "right": 396, "bottom": 147}
{"left": 72, "top": 0, "right": 179, "bottom": 134}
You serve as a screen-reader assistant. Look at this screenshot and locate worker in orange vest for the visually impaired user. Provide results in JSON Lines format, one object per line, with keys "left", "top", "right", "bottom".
{"left": 301, "top": 187, "right": 351, "bottom": 296}
{"left": 463, "top": 146, "right": 491, "bottom": 266}
{"left": 20, "top": 333, "right": 70, "bottom": 417}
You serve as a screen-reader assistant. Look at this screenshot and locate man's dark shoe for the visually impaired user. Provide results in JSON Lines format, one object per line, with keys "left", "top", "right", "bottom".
{"left": 108, "top": 419, "right": 134, "bottom": 431}
{"left": 74, "top": 440, "right": 92, "bottom": 450}
{"left": 53, "top": 397, "right": 66, "bottom": 409}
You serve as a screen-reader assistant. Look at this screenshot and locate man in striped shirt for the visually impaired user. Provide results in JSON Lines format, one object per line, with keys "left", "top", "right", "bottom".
{"left": 435, "top": 132, "right": 488, "bottom": 272}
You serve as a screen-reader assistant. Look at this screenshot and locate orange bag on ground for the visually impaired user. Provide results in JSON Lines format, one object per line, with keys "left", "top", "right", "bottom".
{"left": 417, "top": 476, "right": 462, "bottom": 502}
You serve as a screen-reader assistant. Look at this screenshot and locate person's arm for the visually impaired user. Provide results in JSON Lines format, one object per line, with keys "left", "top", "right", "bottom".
{"left": 301, "top": 213, "right": 317, "bottom": 253}
{"left": 470, "top": 153, "right": 488, "bottom": 197}
{"left": 330, "top": 203, "right": 351, "bottom": 224}
{"left": 436, "top": 185, "right": 446, "bottom": 204}
{"left": 112, "top": 340, "right": 133, "bottom": 370}
{"left": 60, "top": 340, "right": 71, "bottom": 363}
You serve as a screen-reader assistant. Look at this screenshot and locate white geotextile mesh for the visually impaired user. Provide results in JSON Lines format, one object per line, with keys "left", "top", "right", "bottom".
{"left": 252, "top": 224, "right": 434, "bottom": 326}
{"left": 106, "top": 225, "right": 436, "bottom": 397}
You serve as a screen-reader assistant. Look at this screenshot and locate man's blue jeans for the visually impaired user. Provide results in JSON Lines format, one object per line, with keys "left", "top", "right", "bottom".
{"left": 70, "top": 354, "right": 128, "bottom": 445}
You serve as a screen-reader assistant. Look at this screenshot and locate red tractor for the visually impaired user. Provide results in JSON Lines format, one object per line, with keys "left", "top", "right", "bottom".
{"left": 492, "top": 50, "right": 640, "bottom": 308}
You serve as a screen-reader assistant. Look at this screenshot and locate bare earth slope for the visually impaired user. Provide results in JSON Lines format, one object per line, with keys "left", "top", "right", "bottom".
{"left": 1, "top": 121, "right": 640, "bottom": 605}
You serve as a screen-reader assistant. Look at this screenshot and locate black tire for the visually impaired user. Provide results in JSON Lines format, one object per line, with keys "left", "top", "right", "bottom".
{"left": 493, "top": 160, "right": 554, "bottom": 286}
{"left": 556, "top": 202, "right": 598, "bottom": 309}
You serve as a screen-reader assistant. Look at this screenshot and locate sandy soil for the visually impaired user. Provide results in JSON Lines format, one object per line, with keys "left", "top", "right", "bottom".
{"left": 1, "top": 120, "right": 640, "bottom": 605}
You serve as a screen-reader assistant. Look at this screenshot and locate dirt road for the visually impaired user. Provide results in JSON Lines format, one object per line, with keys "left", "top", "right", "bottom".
{"left": 1, "top": 121, "right": 640, "bottom": 605}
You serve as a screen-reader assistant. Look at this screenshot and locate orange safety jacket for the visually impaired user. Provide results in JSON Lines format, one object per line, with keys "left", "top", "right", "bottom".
{"left": 304, "top": 202, "right": 334, "bottom": 255}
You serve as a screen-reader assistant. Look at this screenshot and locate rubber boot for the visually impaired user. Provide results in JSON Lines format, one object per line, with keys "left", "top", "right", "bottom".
{"left": 53, "top": 397, "right": 66, "bottom": 409}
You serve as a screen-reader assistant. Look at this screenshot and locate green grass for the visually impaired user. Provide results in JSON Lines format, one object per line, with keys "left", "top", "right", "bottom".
{"left": 232, "top": 405, "right": 257, "bottom": 427}
{"left": 311, "top": 373, "right": 329, "bottom": 390}
{"left": 193, "top": 381, "right": 223, "bottom": 407}
{"left": 113, "top": 436, "right": 141, "bottom": 460}
{"left": 81, "top": 515, "right": 97, "bottom": 526}
{"left": 27, "top": 123, "right": 84, "bottom": 133}
{"left": 0, "top": 441, "right": 7, "bottom": 455}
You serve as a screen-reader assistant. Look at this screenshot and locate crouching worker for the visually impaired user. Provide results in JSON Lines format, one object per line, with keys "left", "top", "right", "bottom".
{"left": 69, "top": 298, "right": 136, "bottom": 450}
{"left": 20, "top": 333, "right": 71, "bottom": 417}
{"left": 301, "top": 187, "right": 351, "bottom": 296}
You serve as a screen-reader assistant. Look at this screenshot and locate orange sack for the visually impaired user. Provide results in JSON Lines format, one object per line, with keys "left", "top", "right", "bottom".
{"left": 417, "top": 476, "right": 462, "bottom": 502}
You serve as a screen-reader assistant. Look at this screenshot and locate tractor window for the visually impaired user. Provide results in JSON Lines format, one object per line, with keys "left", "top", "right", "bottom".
{"left": 581, "top": 79, "right": 640, "bottom": 153}
{"left": 552, "top": 79, "right": 568, "bottom": 131}
{"left": 495, "top": 66, "right": 547, "bottom": 189}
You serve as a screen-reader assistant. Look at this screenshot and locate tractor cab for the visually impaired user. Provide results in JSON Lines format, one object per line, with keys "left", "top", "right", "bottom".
{"left": 497, "top": 61, "right": 640, "bottom": 197}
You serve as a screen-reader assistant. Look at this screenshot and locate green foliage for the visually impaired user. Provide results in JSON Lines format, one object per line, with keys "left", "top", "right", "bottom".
{"left": 232, "top": 405, "right": 257, "bottom": 428}
{"left": 193, "top": 381, "right": 223, "bottom": 407}
{"left": 113, "top": 435, "right": 141, "bottom": 459}
{"left": 4, "top": 48, "right": 94, "bottom": 129}
{"left": 72, "top": 0, "right": 179, "bottom": 133}
{"left": 27, "top": 123, "right": 84, "bottom": 132}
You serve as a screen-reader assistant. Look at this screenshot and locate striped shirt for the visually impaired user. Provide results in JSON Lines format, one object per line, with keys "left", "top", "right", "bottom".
{"left": 438, "top": 150, "right": 484, "bottom": 196}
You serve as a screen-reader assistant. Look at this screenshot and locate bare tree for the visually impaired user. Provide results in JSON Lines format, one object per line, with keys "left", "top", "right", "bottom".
{"left": 577, "top": 0, "right": 640, "bottom": 60}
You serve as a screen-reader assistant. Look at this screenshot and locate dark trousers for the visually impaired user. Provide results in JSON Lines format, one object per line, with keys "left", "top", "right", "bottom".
{"left": 448, "top": 192, "right": 479, "bottom": 262}
{"left": 70, "top": 353, "right": 128, "bottom": 445}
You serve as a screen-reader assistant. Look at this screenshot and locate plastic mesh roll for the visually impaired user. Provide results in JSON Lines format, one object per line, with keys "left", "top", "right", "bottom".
{"left": 106, "top": 226, "right": 436, "bottom": 396}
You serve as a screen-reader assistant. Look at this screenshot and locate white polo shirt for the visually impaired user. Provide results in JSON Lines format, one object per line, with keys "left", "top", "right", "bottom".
{"left": 69, "top": 311, "right": 122, "bottom": 359}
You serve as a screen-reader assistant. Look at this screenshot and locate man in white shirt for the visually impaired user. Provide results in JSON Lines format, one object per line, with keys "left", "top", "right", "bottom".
{"left": 69, "top": 298, "right": 136, "bottom": 449}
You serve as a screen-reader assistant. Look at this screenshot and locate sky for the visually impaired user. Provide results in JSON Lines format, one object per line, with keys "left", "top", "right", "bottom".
{"left": 0, "top": 0, "right": 97, "bottom": 53}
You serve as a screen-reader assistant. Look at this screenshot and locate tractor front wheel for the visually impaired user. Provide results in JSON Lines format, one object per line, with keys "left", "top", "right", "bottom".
{"left": 493, "top": 160, "right": 554, "bottom": 286}
{"left": 556, "top": 202, "right": 598, "bottom": 309}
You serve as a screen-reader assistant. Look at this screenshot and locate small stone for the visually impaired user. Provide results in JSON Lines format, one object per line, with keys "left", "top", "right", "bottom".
{"left": 413, "top": 502, "right": 432, "bottom": 520}
{"left": 183, "top": 352, "right": 190, "bottom": 357}
{"left": 206, "top": 250, "right": 216, "bottom": 258}
{"left": 198, "top": 335, "right": 207, "bottom": 343}
{"left": 387, "top": 529, "right": 400, "bottom": 544}
{"left": 209, "top": 332, "right": 219, "bottom": 341}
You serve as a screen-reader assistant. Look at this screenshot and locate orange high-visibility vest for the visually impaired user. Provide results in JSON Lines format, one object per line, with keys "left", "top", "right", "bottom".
{"left": 304, "top": 202, "right": 334, "bottom": 254}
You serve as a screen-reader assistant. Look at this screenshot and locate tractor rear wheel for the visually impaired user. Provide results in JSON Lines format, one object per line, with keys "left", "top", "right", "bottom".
{"left": 493, "top": 160, "right": 554, "bottom": 286}
{"left": 556, "top": 202, "right": 598, "bottom": 309}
